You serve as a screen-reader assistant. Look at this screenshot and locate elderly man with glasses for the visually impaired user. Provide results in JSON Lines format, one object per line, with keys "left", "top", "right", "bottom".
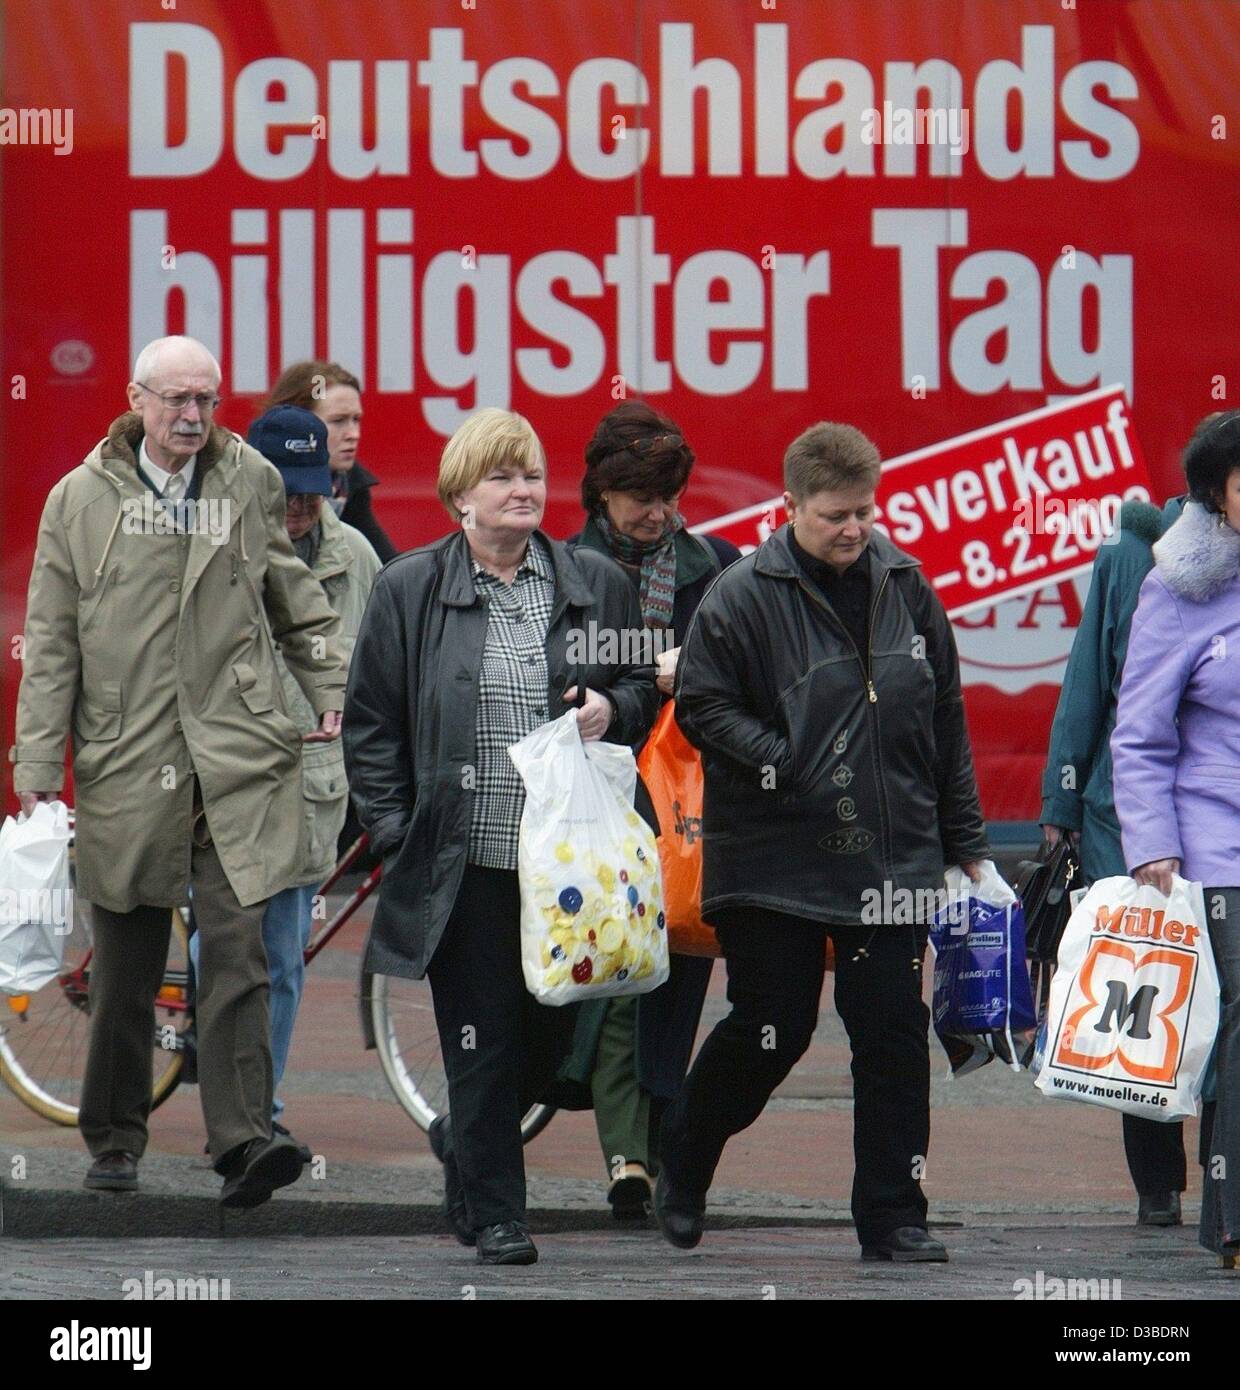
{"left": 10, "top": 335, "right": 348, "bottom": 1207}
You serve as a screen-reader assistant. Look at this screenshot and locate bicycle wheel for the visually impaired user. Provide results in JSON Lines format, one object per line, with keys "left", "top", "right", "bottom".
{"left": 367, "top": 973, "right": 554, "bottom": 1142}
{"left": 0, "top": 891, "right": 192, "bottom": 1126}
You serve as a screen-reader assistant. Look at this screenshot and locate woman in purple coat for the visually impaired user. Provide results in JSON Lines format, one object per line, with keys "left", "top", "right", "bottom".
{"left": 1112, "top": 410, "right": 1240, "bottom": 1266}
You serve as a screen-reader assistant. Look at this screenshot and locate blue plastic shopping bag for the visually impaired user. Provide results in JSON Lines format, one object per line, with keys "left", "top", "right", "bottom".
{"left": 930, "top": 861, "right": 1038, "bottom": 1075}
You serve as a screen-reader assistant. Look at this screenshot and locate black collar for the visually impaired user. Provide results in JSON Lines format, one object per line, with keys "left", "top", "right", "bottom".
{"left": 786, "top": 526, "right": 871, "bottom": 588}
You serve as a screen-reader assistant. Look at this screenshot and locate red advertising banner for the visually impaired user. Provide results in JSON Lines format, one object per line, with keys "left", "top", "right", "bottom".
{"left": 696, "top": 385, "right": 1153, "bottom": 618}
{"left": 2, "top": 0, "right": 1237, "bottom": 819}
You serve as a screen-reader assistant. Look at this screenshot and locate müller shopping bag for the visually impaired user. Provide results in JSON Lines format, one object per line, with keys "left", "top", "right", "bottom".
{"left": 1034, "top": 874, "right": 1219, "bottom": 1121}
{"left": 509, "top": 709, "right": 670, "bottom": 1005}
{"left": 0, "top": 799, "right": 73, "bottom": 995}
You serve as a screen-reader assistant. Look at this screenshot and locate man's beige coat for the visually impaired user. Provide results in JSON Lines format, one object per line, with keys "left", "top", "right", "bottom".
{"left": 10, "top": 413, "right": 347, "bottom": 911}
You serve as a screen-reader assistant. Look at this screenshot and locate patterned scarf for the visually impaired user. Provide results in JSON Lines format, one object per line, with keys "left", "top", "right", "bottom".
{"left": 592, "top": 508, "right": 683, "bottom": 628}
{"left": 292, "top": 521, "right": 321, "bottom": 569}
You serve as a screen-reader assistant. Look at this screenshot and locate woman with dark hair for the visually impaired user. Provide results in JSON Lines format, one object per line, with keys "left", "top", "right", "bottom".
{"left": 557, "top": 400, "right": 741, "bottom": 1218}
{"left": 1113, "top": 409, "right": 1240, "bottom": 1268}
{"left": 266, "top": 361, "right": 397, "bottom": 563}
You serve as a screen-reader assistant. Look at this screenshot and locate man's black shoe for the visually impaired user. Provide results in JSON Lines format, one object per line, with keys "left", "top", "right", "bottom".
{"left": 429, "top": 1115, "right": 473, "bottom": 1246}
{"left": 861, "top": 1226, "right": 948, "bottom": 1262}
{"left": 218, "top": 1135, "right": 304, "bottom": 1209}
{"left": 654, "top": 1172, "right": 704, "bottom": 1249}
{"left": 1137, "top": 1192, "right": 1182, "bottom": 1227}
{"left": 84, "top": 1151, "right": 138, "bottom": 1191}
{"left": 272, "top": 1121, "right": 313, "bottom": 1166}
{"left": 476, "top": 1220, "right": 538, "bottom": 1265}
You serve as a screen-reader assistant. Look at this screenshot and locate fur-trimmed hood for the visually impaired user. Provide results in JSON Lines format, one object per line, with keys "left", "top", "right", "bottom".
{"left": 1151, "top": 499, "right": 1240, "bottom": 603}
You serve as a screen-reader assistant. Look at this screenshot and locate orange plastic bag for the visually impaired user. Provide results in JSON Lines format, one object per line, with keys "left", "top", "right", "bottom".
{"left": 637, "top": 704, "right": 834, "bottom": 969}
{"left": 637, "top": 703, "right": 715, "bottom": 956}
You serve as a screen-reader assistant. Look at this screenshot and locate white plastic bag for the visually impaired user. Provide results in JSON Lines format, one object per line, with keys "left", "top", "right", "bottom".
{"left": 0, "top": 799, "right": 73, "bottom": 995}
{"left": 1034, "top": 873, "right": 1218, "bottom": 1121}
{"left": 509, "top": 710, "right": 670, "bottom": 1005}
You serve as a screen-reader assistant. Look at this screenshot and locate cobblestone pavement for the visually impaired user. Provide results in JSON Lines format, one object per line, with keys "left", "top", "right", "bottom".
{"left": 3, "top": 1217, "right": 1233, "bottom": 1301}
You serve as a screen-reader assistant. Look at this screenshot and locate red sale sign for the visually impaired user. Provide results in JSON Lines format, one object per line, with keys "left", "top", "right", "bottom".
{"left": 695, "top": 385, "right": 1152, "bottom": 618}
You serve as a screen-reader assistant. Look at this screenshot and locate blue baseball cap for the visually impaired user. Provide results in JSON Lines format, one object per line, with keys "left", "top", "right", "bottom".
{"left": 247, "top": 406, "right": 332, "bottom": 496}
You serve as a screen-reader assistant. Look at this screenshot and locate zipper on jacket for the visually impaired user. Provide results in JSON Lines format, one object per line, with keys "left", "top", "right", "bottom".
{"left": 863, "top": 570, "right": 890, "bottom": 703}
{"left": 796, "top": 571, "right": 887, "bottom": 702}
{"left": 865, "top": 569, "right": 895, "bottom": 874}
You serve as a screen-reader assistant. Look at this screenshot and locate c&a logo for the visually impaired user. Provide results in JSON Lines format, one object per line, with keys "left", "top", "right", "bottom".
{"left": 1053, "top": 935, "right": 1196, "bottom": 1084}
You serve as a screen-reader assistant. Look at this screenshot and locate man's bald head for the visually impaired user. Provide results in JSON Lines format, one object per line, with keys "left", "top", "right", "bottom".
{"left": 127, "top": 336, "right": 223, "bottom": 471}
{"left": 132, "top": 336, "right": 221, "bottom": 390}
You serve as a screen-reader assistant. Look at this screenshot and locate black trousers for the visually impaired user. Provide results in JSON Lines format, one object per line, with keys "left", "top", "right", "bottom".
{"left": 427, "top": 864, "right": 579, "bottom": 1229}
{"left": 1123, "top": 1113, "right": 1186, "bottom": 1197}
{"left": 660, "top": 908, "right": 930, "bottom": 1246}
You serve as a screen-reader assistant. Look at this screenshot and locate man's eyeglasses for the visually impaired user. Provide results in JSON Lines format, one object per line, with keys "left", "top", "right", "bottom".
{"left": 135, "top": 382, "right": 222, "bottom": 413}
{"left": 285, "top": 493, "right": 324, "bottom": 513}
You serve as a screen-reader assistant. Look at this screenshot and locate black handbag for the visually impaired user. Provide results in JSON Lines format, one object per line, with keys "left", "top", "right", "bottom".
{"left": 1014, "top": 838, "right": 1080, "bottom": 1025}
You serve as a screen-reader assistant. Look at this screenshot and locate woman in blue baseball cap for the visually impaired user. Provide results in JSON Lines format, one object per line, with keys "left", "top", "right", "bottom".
{"left": 265, "top": 362, "right": 397, "bottom": 563}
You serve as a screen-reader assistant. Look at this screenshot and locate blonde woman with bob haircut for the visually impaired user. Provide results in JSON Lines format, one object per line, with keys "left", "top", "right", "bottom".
{"left": 344, "top": 408, "right": 659, "bottom": 1266}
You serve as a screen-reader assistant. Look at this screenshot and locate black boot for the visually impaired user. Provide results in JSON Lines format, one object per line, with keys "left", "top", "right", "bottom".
{"left": 861, "top": 1226, "right": 948, "bottom": 1262}
{"left": 1137, "top": 1192, "right": 1182, "bottom": 1227}
{"left": 476, "top": 1221, "right": 537, "bottom": 1265}
{"left": 654, "top": 1172, "right": 705, "bottom": 1249}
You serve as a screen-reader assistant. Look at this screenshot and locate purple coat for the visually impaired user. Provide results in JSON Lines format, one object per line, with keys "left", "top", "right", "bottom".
{"left": 1112, "top": 500, "right": 1240, "bottom": 886}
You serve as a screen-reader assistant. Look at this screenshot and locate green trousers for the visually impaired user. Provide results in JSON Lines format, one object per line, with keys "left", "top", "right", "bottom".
{"left": 591, "top": 995, "right": 652, "bottom": 1175}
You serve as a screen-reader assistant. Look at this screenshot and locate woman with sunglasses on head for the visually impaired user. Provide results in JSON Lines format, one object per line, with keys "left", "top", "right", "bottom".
{"left": 555, "top": 401, "right": 741, "bottom": 1219}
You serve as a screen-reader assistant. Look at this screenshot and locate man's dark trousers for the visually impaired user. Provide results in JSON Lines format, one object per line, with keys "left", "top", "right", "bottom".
{"left": 427, "top": 864, "right": 579, "bottom": 1230}
{"left": 660, "top": 908, "right": 931, "bottom": 1245}
{"left": 79, "top": 787, "right": 273, "bottom": 1164}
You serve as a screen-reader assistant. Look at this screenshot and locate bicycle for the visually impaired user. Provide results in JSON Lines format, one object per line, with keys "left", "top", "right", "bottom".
{"left": 0, "top": 817, "right": 554, "bottom": 1143}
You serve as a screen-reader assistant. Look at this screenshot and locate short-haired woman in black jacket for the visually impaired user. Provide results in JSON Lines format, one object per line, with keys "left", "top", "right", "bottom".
{"left": 343, "top": 408, "right": 658, "bottom": 1266}
{"left": 654, "top": 421, "right": 988, "bottom": 1264}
